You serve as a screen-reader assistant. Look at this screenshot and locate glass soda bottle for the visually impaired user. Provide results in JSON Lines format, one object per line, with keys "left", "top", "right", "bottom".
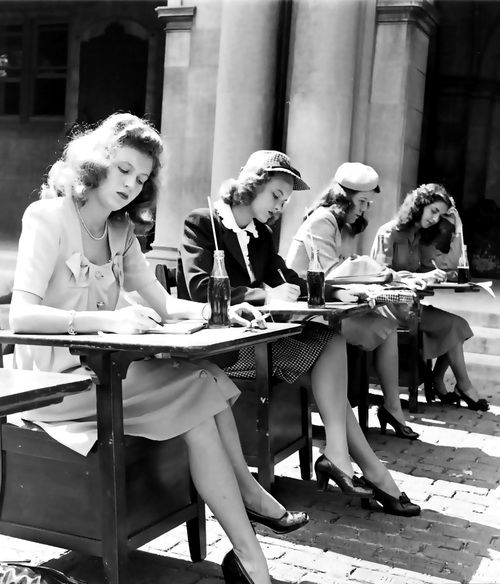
{"left": 457, "top": 243, "right": 470, "bottom": 284}
{"left": 306, "top": 247, "right": 325, "bottom": 307}
{"left": 207, "top": 250, "right": 231, "bottom": 327}
{"left": 374, "top": 233, "right": 386, "bottom": 267}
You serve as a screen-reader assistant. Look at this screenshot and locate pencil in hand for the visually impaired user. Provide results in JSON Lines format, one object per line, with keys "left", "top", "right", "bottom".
{"left": 277, "top": 269, "right": 287, "bottom": 283}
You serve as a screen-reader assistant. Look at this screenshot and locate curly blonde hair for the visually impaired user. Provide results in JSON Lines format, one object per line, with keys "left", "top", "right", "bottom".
{"left": 40, "top": 112, "right": 164, "bottom": 233}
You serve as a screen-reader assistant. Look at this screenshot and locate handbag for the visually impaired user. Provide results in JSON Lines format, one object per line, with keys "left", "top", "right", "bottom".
{"left": 0, "top": 563, "right": 85, "bottom": 584}
{"left": 325, "top": 255, "right": 392, "bottom": 285}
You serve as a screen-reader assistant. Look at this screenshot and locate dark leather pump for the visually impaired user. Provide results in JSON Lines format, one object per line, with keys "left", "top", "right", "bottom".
{"left": 314, "top": 454, "right": 373, "bottom": 497}
{"left": 245, "top": 507, "right": 309, "bottom": 534}
{"left": 377, "top": 406, "right": 419, "bottom": 440}
{"left": 359, "top": 476, "right": 421, "bottom": 516}
{"left": 454, "top": 385, "right": 489, "bottom": 411}
{"left": 222, "top": 550, "right": 254, "bottom": 584}
{"left": 425, "top": 382, "right": 460, "bottom": 405}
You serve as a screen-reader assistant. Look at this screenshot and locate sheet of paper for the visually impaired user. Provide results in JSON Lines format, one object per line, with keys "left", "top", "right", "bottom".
{"left": 146, "top": 320, "right": 206, "bottom": 334}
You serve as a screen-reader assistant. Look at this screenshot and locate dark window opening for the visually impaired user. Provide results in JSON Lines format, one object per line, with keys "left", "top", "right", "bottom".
{"left": 0, "top": 21, "right": 68, "bottom": 119}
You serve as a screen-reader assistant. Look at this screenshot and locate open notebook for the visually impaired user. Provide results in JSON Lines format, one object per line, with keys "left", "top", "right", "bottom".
{"left": 146, "top": 320, "right": 206, "bottom": 334}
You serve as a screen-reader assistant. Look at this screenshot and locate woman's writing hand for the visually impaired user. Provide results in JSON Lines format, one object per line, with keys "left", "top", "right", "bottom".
{"left": 421, "top": 268, "right": 447, "bottom": 284}
{"left": 107, "top": 305, "right": 162, "bottom": 334}
{"left": 229, "top": 302, "right": 266, "bottom": 328}
{"left": 266, "top": 283, "right": 301, "bottom": 303}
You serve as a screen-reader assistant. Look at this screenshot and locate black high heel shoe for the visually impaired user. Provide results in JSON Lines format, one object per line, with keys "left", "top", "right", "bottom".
{"left": 359, "top": 476, "right": 421, "bottom": 517}
{"left": 245, "top": 507, "right": 309, "bottom": 534}
{"left": 454, "top": 385, "right": 489, "bottom": 411}
{"left": 425, "top": 381, "right": 460, "bottom": 405}
{"left": 314, "top": 455, "right": 373, "bottom": 497}
{"left": 222, "top": 550, "right": 254, "bottom": 584}
{"left": 377, "top": 406, "right": 419, "bottom": 440}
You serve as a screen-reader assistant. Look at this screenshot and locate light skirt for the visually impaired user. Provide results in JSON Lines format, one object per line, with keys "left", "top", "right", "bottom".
{"left": 20, "top": 357, "right": 240, "bottom": 456}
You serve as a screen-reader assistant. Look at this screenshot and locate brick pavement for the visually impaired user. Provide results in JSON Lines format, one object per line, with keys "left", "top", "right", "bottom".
{"left": 1, "top": 393, "right": 499, "bottom": 584}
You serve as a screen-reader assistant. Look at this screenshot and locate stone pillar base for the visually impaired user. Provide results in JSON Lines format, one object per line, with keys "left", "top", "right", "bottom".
{"left": 145, "top": 244, "right": 178, "bottom": 270}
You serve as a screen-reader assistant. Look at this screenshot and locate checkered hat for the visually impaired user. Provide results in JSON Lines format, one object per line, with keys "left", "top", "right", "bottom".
{"left": 240, "top": 150, "right": 310, "bottom": 191}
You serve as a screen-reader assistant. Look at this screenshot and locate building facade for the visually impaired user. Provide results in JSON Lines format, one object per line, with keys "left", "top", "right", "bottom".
{"left": 1, "top": 0, "right": 500, "bottom": 275}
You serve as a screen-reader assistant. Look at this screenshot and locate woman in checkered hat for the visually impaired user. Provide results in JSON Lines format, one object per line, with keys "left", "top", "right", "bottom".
{"left": 287, "top": 162, "right": 419, "bottom": 441}
{"left": 178, "top": 150, "right": 421, "bottom": 517}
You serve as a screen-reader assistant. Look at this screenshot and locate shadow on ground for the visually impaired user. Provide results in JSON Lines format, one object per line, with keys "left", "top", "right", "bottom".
{"left": 45, "top": 467, "right": 499, "bottom": 584}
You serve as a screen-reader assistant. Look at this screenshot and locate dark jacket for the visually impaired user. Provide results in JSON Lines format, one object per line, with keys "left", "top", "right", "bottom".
{"left": 177, "top": 207, "right": 307, "bottom": 304}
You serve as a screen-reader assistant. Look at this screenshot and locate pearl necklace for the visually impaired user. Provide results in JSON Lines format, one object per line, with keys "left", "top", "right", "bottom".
{"left": 75, "top": 203, "right": 108, "bottom": 241}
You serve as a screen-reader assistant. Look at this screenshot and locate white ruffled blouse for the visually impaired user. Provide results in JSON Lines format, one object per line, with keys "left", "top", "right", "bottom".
{"left": 214, "top": 200, "right": 259, "bottom": 283}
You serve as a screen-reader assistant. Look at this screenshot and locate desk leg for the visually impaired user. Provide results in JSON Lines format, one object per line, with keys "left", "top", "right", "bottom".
{"left": 254, "top": 342, "right": 273, "bottom": 491}
{"left": 299, "top": 386, "right": 313, "bottom": 480}
{"left": 407, "top": 312, "right": 420, "bottom": 413}
{"left": 186, "top": 477, "right": 206, "bottom": 562}
{"left": 95, "top": 351, "right": 128, "bottom": 584}
{"left": 357, "top": 350, "right": 369, "bottom": 435}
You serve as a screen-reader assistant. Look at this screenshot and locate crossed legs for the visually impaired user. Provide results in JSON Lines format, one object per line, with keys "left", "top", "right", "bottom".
{"left": 432, "top": 345, "right": 481, "bottom": 401}
{"left": 301, "top": 334, "right": 402, "bottom": 497}
{"left": 183, "top": 414, "right": 270, "bottom": 584}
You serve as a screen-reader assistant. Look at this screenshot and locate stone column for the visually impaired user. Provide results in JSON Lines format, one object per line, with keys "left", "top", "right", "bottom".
{"left": 210, "top": 0, "right": 282, "bottom": 194}
{"left": 148, "top": 4, "right": 198, "bottom": 267}
{"left": 280, "top": 0, "right": 376, "bottom": 255}
{"left": 362, "top": 0, "right": 438, "bottom": 253}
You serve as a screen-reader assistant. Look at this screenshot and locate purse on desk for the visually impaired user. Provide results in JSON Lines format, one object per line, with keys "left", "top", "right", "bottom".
{"left": 0, "top": 563, "right": 85, "bottom": 584}
{"left": 325, "top": 255, "right": 392, "bottom": 285}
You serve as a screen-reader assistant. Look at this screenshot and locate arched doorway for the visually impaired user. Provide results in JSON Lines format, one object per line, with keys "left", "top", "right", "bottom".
{"left": 419, "top": 0, "right": 500, "bottom": 278}
{"left": 78, "top": 21, "right": 148, "bottom": 124}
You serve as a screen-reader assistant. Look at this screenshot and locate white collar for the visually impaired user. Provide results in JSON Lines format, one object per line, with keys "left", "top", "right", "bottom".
{"left": 214, "top": 200, "right": 259, "bottom": 238}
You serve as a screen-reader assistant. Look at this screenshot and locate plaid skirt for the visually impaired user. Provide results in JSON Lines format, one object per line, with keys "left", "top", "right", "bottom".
{"left": 224, "top": 321, "right": 337, "bottom": 383}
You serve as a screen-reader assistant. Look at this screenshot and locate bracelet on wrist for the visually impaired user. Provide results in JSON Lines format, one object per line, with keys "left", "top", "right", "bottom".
{"left": 67, "top": 310, "right": 77, "bottom": 335}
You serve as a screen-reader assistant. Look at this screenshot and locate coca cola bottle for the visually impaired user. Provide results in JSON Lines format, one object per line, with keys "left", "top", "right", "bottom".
{"left": 374, "top": 233, "right": 387, "bottom": 267}
{"left": 207, "top": 250, "right": 231, "bottom": 327}
{"left": 457, "top": 244, "right": 470, "bottom": 284}
{"left": 306, "top": 247, "right": 325, "bottom": 307}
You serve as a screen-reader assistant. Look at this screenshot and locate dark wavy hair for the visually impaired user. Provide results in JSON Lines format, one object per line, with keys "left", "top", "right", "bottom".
{"left": 306, "top": 181, "right": 368, "bottom": 234}
{"left": 40, "top": 112, "right": 164, "bottom": 233}
{"left": 396, "top": 183, "right": 453, "bottom": 240}
{"left": 219, "top": 167, "right": 294, "bottom": 207}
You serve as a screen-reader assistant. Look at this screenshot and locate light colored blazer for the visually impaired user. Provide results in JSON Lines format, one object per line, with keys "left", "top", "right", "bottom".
{"left": 12, "top": 195, "right": 155, "bottom": 373}
{"left": 287, "top": 207, "right": 344, "bottom": 277}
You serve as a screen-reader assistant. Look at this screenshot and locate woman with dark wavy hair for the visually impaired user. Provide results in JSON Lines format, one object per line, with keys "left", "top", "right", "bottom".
{"left": 287, "top": 163, "right": 419, "bottom": 440}
{"left": 8, "top": 114, "right": 309, "bottom": 584}
{"left": 371, "top": 183, "right": 489, "bottom": 411}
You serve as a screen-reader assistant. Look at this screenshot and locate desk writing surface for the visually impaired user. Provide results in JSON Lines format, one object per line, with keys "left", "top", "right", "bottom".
{"left": 0, "top": 369, "right": 92, "bottom": 416}
{"left": 0, "top": 323, "right": 302, "bottom": 358}
{"left": 0, "top": 368, "right": 91, "bottom": 394}
{"left": 428, "top": 282, "right": 479, "bottom": 291}
{"left": 263, "top": 300, "right": 374, "bottom": 321}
